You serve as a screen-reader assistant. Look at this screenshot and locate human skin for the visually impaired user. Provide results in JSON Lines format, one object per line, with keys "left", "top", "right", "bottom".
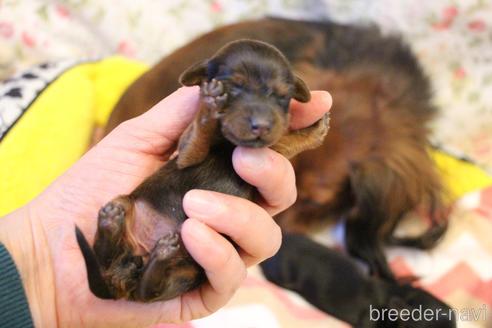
{"left": 0, "top": 86, "right": 331, "bottom": 327}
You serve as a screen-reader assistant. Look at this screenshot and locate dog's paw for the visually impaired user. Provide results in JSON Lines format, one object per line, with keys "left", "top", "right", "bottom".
{"left": 98, "top": 201, "right": 126, "bottom": 237}
{"left": 307, "top": 112, "right": 330, "bottom": 141}
{"left": 106, "top": 255, "right": 143, "bottom": 298}
{"left": 151, "top": 232, "right": 181, "bottom": 261}
{"left": 200, "top": 79, "right": 228, "bottom": 110}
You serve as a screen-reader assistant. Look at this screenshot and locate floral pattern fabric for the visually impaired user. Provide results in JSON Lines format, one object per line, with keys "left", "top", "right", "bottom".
{"left": 0, "top": 0, "right": 490, "bottom": 170}
{"left": 1, "top": 1, "right": 491, "bottom": 327}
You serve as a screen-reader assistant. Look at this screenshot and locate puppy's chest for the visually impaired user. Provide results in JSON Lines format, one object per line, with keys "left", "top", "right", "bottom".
{"left": 133, "top": 143, "right": 254, "bottom": 217}
{"left": 128, "top": 144, "right": 254, "bottom": 255}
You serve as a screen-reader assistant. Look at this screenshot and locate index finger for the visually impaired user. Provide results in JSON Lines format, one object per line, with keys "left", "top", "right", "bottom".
{"left": 289, "top": 90, "right": 332, "bottom": 130}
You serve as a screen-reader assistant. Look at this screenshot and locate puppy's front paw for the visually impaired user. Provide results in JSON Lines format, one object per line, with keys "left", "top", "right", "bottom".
{"left": 302, "top": 112, "right": 330, "bottom": 145}
{"left": 151, "top": 232, "right": 181, "bottom": 261}
{"left": 312, "top": 112, "right": 330, "bottom": 140}
{"left": 200, "top": 79, "right": 228, "bottom": 110}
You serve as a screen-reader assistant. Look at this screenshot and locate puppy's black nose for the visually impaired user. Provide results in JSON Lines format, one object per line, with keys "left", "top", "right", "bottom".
{"left": 250, "top": 117, "right": 271, "bottom": 136}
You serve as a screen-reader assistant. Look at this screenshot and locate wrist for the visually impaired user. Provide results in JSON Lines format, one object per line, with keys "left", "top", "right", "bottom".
{"left": 0, "top": 206, "right": 57, "bottom": 327}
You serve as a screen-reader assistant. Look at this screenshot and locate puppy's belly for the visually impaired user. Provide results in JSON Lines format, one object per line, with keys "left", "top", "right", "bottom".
{"left": 130, "top": 200, "right": 179, "bottom": 257}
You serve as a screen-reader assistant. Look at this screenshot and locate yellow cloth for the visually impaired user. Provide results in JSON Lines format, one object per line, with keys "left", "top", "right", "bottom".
{"left": 0, "top": 57, "right": 490, "bottom": 217}
{"left": 0, "top": 57, "right": 148, "bottom": 216}
{"left": 431, "top": 150, "right": 492, "bottom": 199}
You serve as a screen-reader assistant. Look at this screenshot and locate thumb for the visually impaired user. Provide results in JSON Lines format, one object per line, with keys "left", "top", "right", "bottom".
{"left": 104, "top": 86, "right": 200, "bottom": 154}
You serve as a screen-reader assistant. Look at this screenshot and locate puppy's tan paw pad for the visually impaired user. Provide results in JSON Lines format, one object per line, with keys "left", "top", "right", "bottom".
{"left": 98, "top": 202, "right": 126, "bottom": 235}
{"left": 201, "top": 79, "right": 228, "bottom": 110}
{"left": 152, "top": 232, "right": 181, "bottom": 261}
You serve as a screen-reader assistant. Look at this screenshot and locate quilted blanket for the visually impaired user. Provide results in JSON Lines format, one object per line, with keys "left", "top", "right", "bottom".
{"left": 1, "top": 1, "right": 491, "bottom": 327}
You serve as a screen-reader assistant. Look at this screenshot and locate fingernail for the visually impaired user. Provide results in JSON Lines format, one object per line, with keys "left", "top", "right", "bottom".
{"left": 236, "top": 147, "right": 268, "bottom": 170}
{"left": 184, "top": 190, "right": 224, "bottom": 218}
{"left": 319, "top": 91, "right": 332, "bottom": 109}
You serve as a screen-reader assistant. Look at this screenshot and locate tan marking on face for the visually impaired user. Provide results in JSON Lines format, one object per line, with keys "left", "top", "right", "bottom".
{"left": 230, "top": 74, "right": 247, "bottom": 86}
{"left": 271, "top": 80, "right": 291, "bottom": 97}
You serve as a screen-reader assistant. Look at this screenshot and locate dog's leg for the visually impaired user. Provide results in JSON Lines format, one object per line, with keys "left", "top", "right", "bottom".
{"left": 93, "top": 196, "right": 135, "bottom": 268}
{"left": 345, "top": 220, "right": 395, "bottom": 281}
{"left": 387, "top": 198, "right": 448, "bottom": 250}
{"left": 387, "top": 222, "right": 448, "bottom": 250}
{"left": 134, "top": 232, "right": 204, "bottom": 301}
{"left": 93, "top": 196, "right": 144, "bottom": 298}
{"left": 103, "top": 252, "right": 143, "bottom": 299}
{"left": 271, "top": 113, "right": 329, "bottom": 159}
{"left": 177, "top": 79, "right": 226, "bottom": 169}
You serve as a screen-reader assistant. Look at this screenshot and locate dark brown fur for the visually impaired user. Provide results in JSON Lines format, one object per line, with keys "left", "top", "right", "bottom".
{"left": 261, "top": 234, "right": 456, "bottom": 327}
{"left": 77, "top": 39, "right": 328, "bottom": 302}
{"left": 279, "top": 67, "right": 448, "bottom": 280}
{"left": 103, "top": 18, "right": 448, "bottom": 281}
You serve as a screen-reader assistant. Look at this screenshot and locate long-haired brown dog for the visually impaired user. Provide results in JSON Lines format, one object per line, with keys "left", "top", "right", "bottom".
{"left": 281, "top": 65, "right": 447, "bottom": 280}
{"left": 105, "top": 18, "right": 448, "bottom": 282}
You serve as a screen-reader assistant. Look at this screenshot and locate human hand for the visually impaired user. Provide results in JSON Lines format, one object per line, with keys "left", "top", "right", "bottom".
{"left": 0, "top": 86, "right": 331, "bottom": 327}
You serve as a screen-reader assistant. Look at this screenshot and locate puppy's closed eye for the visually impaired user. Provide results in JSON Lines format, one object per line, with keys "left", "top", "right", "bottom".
{"left": 229, "top": 85, "right": 243, "bottom": 97}
{"left": 231, "top": 74, "right": 247, "bottom": 85}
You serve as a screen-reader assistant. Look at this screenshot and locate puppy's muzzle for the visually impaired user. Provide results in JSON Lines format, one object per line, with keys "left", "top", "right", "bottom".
{"left": 222, "top": 112, "right": 281, "bottom": 148}
{"left": 249, "top": 116, "right": 272, "bottom": 137}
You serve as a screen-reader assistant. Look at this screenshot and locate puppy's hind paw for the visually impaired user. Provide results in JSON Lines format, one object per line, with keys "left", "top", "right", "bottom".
{"left": 201, "top": 79, "right": 228, "bottom": 110}
{"left": 97, "top": 201, "right": 126, "bottom": 238}
{"left": 151, "top": 232, "right": 181, "bottom": 261}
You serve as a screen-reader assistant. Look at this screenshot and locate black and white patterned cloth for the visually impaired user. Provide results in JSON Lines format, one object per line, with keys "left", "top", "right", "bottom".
{"left": 0, "top": 60, "right": 80, "bottom": 141}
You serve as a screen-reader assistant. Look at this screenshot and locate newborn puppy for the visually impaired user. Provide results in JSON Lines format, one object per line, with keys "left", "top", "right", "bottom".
{"left": 77, "top": 39, "right": 329, "bottom": 302}
{"left": 104, "top": 18, "right": 448, "bottom": 282}
{"left": 261, "top": 234, "right": 456, "bottom": 328}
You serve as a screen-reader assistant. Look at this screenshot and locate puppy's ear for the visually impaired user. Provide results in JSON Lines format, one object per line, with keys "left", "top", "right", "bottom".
{"left": 293, "top": 75, "right": 311, "bottom": 103}
{"left": 179, "top": 60, "right": 210, "bottom": 86}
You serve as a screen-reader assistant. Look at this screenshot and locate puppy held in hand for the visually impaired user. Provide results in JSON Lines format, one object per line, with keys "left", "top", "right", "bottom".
{"left": 76, "top": 39, "right": 329, "bottom": 302}
{"left": 105, "top": 18, "right": 449, "bottom": 283}
{"left": 261, "top": 234, "right": 456, "bottom": 328}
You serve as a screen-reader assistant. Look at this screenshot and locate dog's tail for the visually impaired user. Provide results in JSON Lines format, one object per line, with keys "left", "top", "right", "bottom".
{"left": 75, "top": 226, "right": 112, "bottom": 299}
{"left": 386, "top": 220, "right": 448, "bottom": 250}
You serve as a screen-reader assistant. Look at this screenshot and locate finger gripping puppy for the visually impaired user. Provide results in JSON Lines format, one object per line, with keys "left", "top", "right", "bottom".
{"left": 77, "top": 39, "right": 329, "bottom": 302}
